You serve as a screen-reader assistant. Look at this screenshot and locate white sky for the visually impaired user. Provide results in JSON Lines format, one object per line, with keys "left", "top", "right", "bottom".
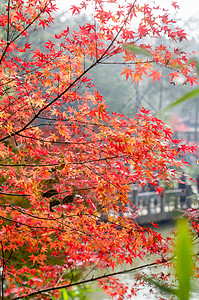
{"left": 177, "top": 0, "right": 199, "bottom": 19}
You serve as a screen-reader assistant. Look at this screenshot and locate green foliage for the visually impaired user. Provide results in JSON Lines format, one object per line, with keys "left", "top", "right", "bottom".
{"left": 175, "top": 220, "right": 193, "bottom": 300}
{"left": 161, "top": 87, "right": 199, "bottom": 112}
{"left": 142, "top": 219, "right": 194, "bottom": 300}
{"left": 62, "top": 289, "right": 69, "bottom": 300}
{"left": 124, "top": 44, "right": 151, "bottom": 57}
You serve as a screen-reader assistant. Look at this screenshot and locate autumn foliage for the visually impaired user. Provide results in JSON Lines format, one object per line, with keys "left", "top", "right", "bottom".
{"left": 0, "top": 0, "right": 198, "bottom": 299}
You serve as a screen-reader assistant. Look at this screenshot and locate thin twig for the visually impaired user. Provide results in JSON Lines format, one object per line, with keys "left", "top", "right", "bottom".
{"left": 0, "top": 154, "right": 128, "bottom": 167}
{"left": 0, "top": 191, "right": 30, "bottom": 197}
{"left": 0, "top": 0, "right": 52, "bottom": 64}
{"left": 12, "top": 258, "right": 170, "bottom": 299}
{"left": 0, "top": 1, "right": 137, "bottom": 143}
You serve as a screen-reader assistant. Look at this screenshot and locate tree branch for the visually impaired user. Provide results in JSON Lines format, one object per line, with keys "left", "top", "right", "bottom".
{"left": 0, "top": 1, "right": 137, "bottom": 143}
{"left": 0, "top": 0, "right": 52, "bottom": 65}
{"left": 12, "top": 258, "right": 169, "bottom": 299}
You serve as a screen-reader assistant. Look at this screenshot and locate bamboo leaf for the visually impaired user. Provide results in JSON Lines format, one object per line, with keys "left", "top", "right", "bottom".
{"left": 160, "top": 87, "right": 199, "bottom": 112}
{"left": 124, "top": 44, "right": 151, "bottom": 57}
{"left": 62, "top": 288, "right": 69, "bottom": 300}
{"left": 175, "top": 219, "right": 193, "bottom": 300}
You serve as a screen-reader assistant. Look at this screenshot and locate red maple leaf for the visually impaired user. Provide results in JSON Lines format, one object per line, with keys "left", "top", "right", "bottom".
{"left": 149, "top": 70, "right": 164, "bottom": 83}
{"left": 172, "top": 1, "right": 180, "bottom": 9}
{"left": 70, "top": 5, "right": 80, "bottom": 15}
{"left": 121, "top": 67, "right": 133, "bottom": 80}
{"left": 139, "top": 106, "right": 151, "bottom": 114}
{"left": 155, "top": 186, "right": 164, "bottom": 197}
{"left": 186, "top": 76, "right": 199, "bottom": 87}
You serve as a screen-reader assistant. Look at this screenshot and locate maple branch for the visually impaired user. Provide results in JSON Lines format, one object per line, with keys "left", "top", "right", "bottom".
{"left": 0, "top": 163, "right": 59, "bottom": 167}
{"left": 0, "top": 191, "right": 30, "bottom": 197}
{"left": 0, "top": 0, "right": 52, "bottom": 65}
{"left": 6, "top": 204, "right": 94, "bottom": 223}
{"left": 0, "top": 186, "right": 96, "bottom": 200}
{"left": 0, "top": 53, "right": 62, "bottom": 90}
{"left": 98, "top": 1, "right": 137, "bottom": 62}
{"left": 25, "top": 203, "right": 138, "bottom": 233}
{"left": 5, "top": 205, "right": 62, "bottom": 221}
{"left": 0, "top": 215, "right": 63, "bottom": 231}
{"left": 0, "top": 1, "right": 137, "bottom": 143}
{"left": 36, "top": 116, "right": 137, "bottom": 132}
{"left": 0, "top": 205, "right": 110, "bottom": 240}
{"left": 12, "top": 1, "right": 52, "bottom": 44}
{"left": 37, "top": 116, "right": 126, "bottom": 131}
{"left": 0, "top": 154, "right": 128, "bottom": 167}
{"left": 81, "top": 264, "right": 98, "bottom": 281}
{"left": 12, "top": 259, "right": 169, "bottom": 300}
{"left": 0, "top": 215, "right": 98, "bottom": 239}
{"left": 16, "top": 133, "right": 104, "bottom": 145}
{"left": 100, "top": 60, "right": 153, "bottom": 65}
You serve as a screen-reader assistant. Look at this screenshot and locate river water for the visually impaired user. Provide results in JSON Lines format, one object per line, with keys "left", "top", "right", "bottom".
{"left": 89, "top": 221, "right": 199, "bottom": 300}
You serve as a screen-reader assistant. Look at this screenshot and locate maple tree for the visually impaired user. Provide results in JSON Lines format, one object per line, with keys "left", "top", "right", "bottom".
{"left": 0, "top": 0, "right": 198, "bottom": 299}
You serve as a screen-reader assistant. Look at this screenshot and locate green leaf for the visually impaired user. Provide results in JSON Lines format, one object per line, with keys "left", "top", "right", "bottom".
{"left": 175, "top": 219, "right": 193, "bottom": 300}
{"left": 123, "top": 44, "right": 151, "bottom": 57}
{"left": 141, "top": 220, "right": 193, "bottom": 300}
{"left": 62, "top": 288, "right": 69, "bottom": 300}
{"left": 160, "top": 87, "right": 199, "bottom": 112}
{"left": 86, "top": 287, "right": 101, "bottom": 292}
